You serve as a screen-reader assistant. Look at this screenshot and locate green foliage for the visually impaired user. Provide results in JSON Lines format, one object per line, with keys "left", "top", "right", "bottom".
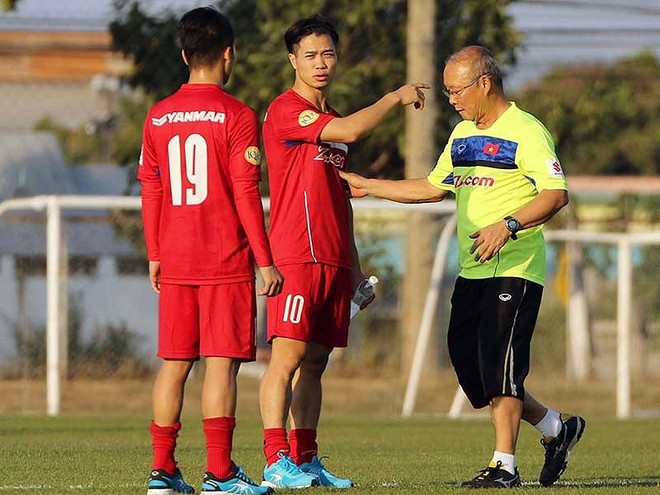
{"left": 110, "top": 0, "right": 188, "bottom": 101}
{"left": 34, "top": 117, "right": 106, "bottom": 165}
{"left": 516, "top": 51, "right": 660, "bottom": 176}
{"left": 0, "top": 0, "right": 19, "bottom": 11}
{"left": 7, "top": 297, "right": 150, "bottom": 378}
{"left": 110, "top": 95, "right": 152, "bottom": 167}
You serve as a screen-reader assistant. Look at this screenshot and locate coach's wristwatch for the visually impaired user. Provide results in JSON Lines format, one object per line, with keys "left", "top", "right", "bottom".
{"left": 503, "top": 216, "right": 521, "bottom": 240}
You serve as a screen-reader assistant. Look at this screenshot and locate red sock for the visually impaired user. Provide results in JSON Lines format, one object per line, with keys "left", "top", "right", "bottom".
{"left": 151, "top": 421, "right": 180, "bottom": 474}
{"left": 290, "top": 429, "right": 317, "bottom": 465}
{"left": 203, "top": 417, "right": 236, "bottom": 479}
{"left": 263, "top": 427, "right": 289, "bottom": 466}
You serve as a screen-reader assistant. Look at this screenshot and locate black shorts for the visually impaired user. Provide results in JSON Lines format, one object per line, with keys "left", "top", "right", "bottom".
{"left": 447, "top": 276, "right": 543, "bottom": 409}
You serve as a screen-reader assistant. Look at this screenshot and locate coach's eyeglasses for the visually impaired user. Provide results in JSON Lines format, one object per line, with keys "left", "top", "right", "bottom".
{"left": 442, "top": 73, "right": 489, "bottom": 98}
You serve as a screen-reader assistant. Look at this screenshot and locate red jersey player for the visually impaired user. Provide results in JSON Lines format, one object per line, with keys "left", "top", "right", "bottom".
{"left": 138, "top": 7, "right": 281, "bottom": 495}
{"left": 258, "top": 15, "right": 428, "bottom": 489}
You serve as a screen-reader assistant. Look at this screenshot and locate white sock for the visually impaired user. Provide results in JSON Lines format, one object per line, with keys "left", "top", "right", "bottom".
{"left": 491, "top": 451, "right": 516, "bottom": 475}
{"left": 534, "top": 408, "right": 562, "bottom": 438}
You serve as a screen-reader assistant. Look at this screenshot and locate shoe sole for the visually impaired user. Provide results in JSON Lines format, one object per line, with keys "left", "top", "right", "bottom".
{"left": 261, "top": 480, "right": 318, "bottom": 489}
{"left": 540, "top": 416, "right": 586, "bottom": 487}
{"left": 202, "top": 491, "right": 273, "bottom": 495}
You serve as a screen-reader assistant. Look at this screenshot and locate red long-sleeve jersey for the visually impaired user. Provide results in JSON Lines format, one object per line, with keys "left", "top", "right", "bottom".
{"left": 138, "top": 83, "right": 272, "bottom": 285}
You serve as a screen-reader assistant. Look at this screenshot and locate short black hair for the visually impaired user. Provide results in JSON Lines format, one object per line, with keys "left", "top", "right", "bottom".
{"left": 284, "top": 14, "right": 339, "bottom": 54}
{"left": 178, "top": 7, "right": 234, "bottom": 68}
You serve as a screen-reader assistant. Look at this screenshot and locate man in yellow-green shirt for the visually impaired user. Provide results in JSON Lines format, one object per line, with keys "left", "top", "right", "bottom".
{"left": 340, "top": 45, "right": 585, "bottom": 489}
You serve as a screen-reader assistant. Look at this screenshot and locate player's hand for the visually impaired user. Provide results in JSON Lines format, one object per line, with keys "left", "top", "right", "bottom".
{"left": 258, "top": 265, "right": 283, "bottom": 297}
{"left": 338, "top": 170, "right": 369, "bottom": 198}
{"left": 394, "top": 82, "right": 430, "bottom": 110}
{"left": 149, "top": 260, "right": 161, "bottom": 294}
{"left": 469, "top": 221, "right": 513, "bottom": 263}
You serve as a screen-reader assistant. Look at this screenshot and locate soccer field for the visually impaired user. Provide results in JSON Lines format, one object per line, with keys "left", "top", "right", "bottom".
{"left": 1, "top": 414, "right": 658, "bottom": 494}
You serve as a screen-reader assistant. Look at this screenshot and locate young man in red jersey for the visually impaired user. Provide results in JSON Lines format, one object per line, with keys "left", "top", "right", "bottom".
{"left": 138, "top": 7, "right": 282, "bottom": 495}
{"left": 258, "top": 15, "right": 428, "bottom": 489}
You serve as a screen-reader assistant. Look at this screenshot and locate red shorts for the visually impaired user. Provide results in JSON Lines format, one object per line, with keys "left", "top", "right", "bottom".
{"left": 158, "top": 281, "right": 256, "bottom": 360}
{"left": 266, "top": 264, "right": 351, "bottom": 348}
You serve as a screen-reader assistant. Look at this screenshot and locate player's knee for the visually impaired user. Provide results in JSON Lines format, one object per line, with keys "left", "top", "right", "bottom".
{"left": 300, "top": 353, "right": 329, "bottom": 376}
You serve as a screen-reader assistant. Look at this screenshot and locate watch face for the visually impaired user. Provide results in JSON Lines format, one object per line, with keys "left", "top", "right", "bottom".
{"left": 506, "top": 219, "right": 519, "bottom": 231}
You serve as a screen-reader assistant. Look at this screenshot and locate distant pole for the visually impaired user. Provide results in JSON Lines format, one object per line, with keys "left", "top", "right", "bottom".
{"left": 402, "top": 0, "right": 438, "bottom": 374}
{"left": 46, "top": 197, "right": 62, "bottom": 416}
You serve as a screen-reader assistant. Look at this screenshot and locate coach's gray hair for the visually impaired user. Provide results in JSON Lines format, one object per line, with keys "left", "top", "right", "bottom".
{"left": 447, "top": 46, "right": 503, "bottom": 90}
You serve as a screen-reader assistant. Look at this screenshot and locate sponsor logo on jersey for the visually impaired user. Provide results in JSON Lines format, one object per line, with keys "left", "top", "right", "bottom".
{"left": 453, "top": 174, "right": 495, "bottom": 188}
{"left": 499, "top": 293, "right": 512, "bottom": 301}
{"left": 244, "top": 146, "right": 261, "bottom": 165}
{"left": 298, "top": 109, "right": 320, "bottom": 127}
{"left": 546, "top": 157, "right": 564, "bottom": 178}
{"left": 483, "top": 142, "right": 500, "bottom": 156}
{"left": 314, "top": 142, "right": 348, "bottom": 169}
{"left": 151, "top": 110, "right": 226, "bottom": 126}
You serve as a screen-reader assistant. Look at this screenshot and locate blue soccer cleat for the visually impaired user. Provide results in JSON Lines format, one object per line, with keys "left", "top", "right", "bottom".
{"left": 261, "top": 452, "right": 319, "bottom": 489}
{"left": 147, "top": 468, "right": 195, "bottom": 495}
{"left": 298, "top": 455, "right": 353, "bottom": 488}
{"left": 201, "top": 464, "right": 273, "bottom": 495}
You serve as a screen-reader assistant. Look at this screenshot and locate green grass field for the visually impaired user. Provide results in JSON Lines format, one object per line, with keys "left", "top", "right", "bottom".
{"left": 1, "top": 413, "right": 658, "bottom": 494}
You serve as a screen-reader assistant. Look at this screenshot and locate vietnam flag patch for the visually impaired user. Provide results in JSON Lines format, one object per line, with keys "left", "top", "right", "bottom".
{"left": 483, "top": 142, "right": 500, "bottom": 156}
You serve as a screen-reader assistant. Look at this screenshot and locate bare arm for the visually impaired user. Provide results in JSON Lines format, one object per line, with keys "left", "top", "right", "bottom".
{"left": 469, "top": 189, "right": 569, "bottom": 263}
{"left": 339, "top": 170, "right": 449, "bottom": 203}
{"left": 514, "top": 189, "right": 569, "bottom": 229}
{"left": 320, "top": 83, "right": 430, "bottom": 143}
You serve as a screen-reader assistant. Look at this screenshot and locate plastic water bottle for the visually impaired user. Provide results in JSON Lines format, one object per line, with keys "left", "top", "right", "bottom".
{"left": 350, "top": 275, "right": 379, "bottom": 319}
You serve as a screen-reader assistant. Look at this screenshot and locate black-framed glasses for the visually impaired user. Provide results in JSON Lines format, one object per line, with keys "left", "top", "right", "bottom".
{"left": 442, "top": 73, "right": 488, "bottom": 98}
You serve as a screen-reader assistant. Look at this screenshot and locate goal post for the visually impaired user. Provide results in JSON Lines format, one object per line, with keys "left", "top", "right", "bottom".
{"left": 1, "top": 195, "right": 142, "bottom": 415}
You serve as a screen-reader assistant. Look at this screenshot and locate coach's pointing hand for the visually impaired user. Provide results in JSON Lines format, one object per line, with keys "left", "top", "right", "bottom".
{"left": 258, "top": 265, "right": 284, "bottom": 297}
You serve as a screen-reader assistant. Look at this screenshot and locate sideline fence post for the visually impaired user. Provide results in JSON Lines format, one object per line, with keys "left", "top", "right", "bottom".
{"left": 616, "top": 236, "right": 632, "bottom": 419}
{"left": 46, "top": 196, "right": 62, "bottom": 416}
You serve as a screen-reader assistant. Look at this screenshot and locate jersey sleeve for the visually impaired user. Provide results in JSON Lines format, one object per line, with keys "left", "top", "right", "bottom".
{"left": 269, "top": 98, "right": 336, "bottom": 144}
{"left": 228, "top": 106, "right": 273, "bottom": 267}
{"left": 427, "top": 138, "right": 455, "bottom": 192}
{"left": 516, "top": 123, "right": 567, "bottom": 192}
{"left": 137, "top": 111, "right": 163, "bottom": 261}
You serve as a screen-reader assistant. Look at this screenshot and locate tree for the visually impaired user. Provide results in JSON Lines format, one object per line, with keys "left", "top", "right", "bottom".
{"left": 516, "top": 51, "right": 660, "bottom": 176}
{"left": 1, "top": 0, "right": 19, "bottom": 11}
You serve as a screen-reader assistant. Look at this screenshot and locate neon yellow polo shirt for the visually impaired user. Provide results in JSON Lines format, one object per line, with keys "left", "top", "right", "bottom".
{"left": 428, "top": 102, "right": 567, "bottom": 285}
